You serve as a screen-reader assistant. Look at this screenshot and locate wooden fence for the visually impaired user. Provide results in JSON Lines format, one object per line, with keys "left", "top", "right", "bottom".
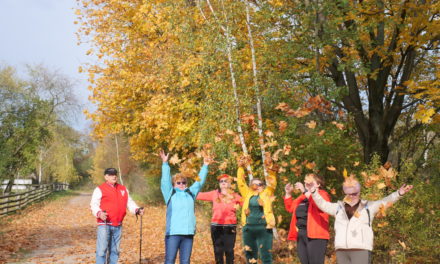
{"left": 0, "top": 183, "right": 69, "bottom": 217}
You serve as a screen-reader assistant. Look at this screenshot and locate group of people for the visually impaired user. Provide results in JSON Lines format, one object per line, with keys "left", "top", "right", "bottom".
{"left": 90, "top": 151, "right": 413, "bottom": 264}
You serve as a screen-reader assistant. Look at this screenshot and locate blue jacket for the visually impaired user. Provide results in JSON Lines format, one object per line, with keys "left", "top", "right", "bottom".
{"left": 161, "top": 162, "right": 208, "bottom": 235}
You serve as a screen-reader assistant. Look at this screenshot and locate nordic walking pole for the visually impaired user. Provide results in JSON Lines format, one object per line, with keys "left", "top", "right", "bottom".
{"left": 104, "top": 210, "right": 110, "bottom": 264}
{"left": 138, "top": 207, "right": 144, "bottom": 264}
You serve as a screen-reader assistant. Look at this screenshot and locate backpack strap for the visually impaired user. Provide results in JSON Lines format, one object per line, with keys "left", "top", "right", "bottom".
{"left": 365, "top": 202, "right": 371, "bottom": 227}
{"left": 336, "top": 203, "right": 343, "bottom": 215}
{"left": 167, "top": 188, "right": 194, "bottom": 206}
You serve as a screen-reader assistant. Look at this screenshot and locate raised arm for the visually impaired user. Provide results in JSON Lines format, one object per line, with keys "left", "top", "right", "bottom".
{"left": 189, "top": 164, "right": 209, "bottom": 196}
{"left": 311, "top": 188, "right": 339, "bottom": 216}
{"left": 196, "top": 190, "right": 216, "bottom": 201}
{"left": 368, "top": 184, "right": 413, "bottom": 214}
{"left": 264, "top": 168, "right": 277, "bottom": 196}
{"left": 189, "top": 153, "right": 213, "bottom": 195}
{"left": 237, "top": 167, "right": 250, "bottom": 197}
{"left": 160, "top": 150, "right": 172, "bottom": 201}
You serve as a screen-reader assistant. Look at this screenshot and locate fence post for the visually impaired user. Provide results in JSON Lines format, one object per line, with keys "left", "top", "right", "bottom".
{"left": 5, "top": 196, "right": 9, "bottom": 214}
{"left": 18, "top": 193, "right": 22, "bottom": 211}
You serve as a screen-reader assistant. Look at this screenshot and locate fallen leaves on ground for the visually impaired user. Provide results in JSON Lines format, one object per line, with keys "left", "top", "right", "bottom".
{"left": 0, "top": 191, "right": 336, "bottom": 264}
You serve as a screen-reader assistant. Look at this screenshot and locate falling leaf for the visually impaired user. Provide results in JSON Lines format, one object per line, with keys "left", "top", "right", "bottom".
{"left": 265, "top": 130, "right": 274, "bottom": 137}
{"left": 343, "top": 168, "right": 348, "bottom": 178}
{"left": 278, "top": 121, "right": 288, "bottom": 132}
{"left": 277, "top": 215, "right": 283, "bottom": 225}
{"left": 249, "top": 258, "right": 258, "bottom": 263}
{"left": 225, "top": 129, "right": 235, "bottom": 135}
{"left": 377, "top": 182, "right": 386, "bottom": 189}
{"left": 306, "top": 120, "right": 317, "bottom": 129}
{"left": 354, "top": 211, "right": 360, "bottom": 218}
{"left": 398, "top": 240, "right": 407, "bottom": 250}
{"left": 244, "top": 245, "right": 252, "bottom": 251}
{"left": 305, "top": 162, "right": 316, "bottom": 170}
{"left": 327, "top": 166, "right": 336, "bottom": 171}
{"left": 275, "top": 102, "right": 290, "bottom": 111}
{"left": 377, "top": 221, "right": 389, "bottom": 228}
{"left": 290, "top": 159, "right": 298, "bottom": 165}
{"left": 332, "top": 121, "right": 345, "bottom": 130}
{"left": 330, "top": 188, "right": 336, "bottom": 195}
{"left": 283, "top": 144, "right": 292, "bottom": 155}
{"left": 219, "top": 160, "right": 228, "bottom": 170}
{"left": 169, "top": 154, "right": 181, "bottom": 165}
{"left": 343, "top": 195, "right": 352, "bottom": 204}
{"left": 317, "top": 130, "right": 325, "bottom": 136}
{"left": 354, "top": 161, "right": 360, "bottom": 167}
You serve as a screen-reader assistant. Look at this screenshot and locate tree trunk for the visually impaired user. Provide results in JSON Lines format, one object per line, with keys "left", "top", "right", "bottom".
{"left": 115, "top": 134, "right": 124, "bottom": 185}
{"left": 244, "top": 0, "right": 267, "bottom": 180}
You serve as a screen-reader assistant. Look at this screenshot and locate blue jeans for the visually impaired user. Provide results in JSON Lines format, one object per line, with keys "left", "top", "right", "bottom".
{"left": 96, "top": 225, "right": 122, "bottom": 264}
{"left": 165, "top": 235, "right": 194, "bottom": 264}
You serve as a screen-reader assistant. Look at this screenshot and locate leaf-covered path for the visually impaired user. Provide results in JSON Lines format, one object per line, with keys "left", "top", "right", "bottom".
{"left": 0, "top": 191, "right": 247, "bottom": 264}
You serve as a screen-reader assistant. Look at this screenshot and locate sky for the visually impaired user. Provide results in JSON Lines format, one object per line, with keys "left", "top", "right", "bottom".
{"left": 0, "top": 0, "right": 94, "bottom": 131}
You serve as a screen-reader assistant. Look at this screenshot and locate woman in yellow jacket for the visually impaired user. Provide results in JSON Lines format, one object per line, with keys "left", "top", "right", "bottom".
{"left": 237, "top": 165, "right": 277, "bottom": 264}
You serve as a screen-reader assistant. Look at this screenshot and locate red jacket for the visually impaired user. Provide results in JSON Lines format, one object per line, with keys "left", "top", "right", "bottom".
{"left": 197, "top": 190, "right": 242, "bottom": 225}
{"left": 97, "top": 183, "right": 129, "bottom": 226}
{"left": 284, "top": 189, "right": 330, "bottom": 241}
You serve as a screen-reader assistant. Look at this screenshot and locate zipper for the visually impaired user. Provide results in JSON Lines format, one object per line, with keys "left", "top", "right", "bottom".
{"left": 340, "top": 202, "right": 351, "bottom": 249}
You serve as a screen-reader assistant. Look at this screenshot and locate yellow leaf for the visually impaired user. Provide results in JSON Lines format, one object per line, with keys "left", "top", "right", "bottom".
{"left": 343, "top": 168, "right": 348, "bottom": 178}
{"left": 306, "top": 120, "right": 317, "bottom": 129}
{"left": 377, "top": 182, "right": 386, "bottom": 189}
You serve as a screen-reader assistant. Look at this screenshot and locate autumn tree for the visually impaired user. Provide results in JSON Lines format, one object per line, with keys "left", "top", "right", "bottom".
{"left": 0, "top": 65, "right": 83, "bottom": 186}
{"left": 273, "top": 0, "right": 439, "bottom": 163}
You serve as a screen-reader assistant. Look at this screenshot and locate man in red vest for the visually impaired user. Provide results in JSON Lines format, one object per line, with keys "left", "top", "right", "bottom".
{"left": 90, "top": 168, "right": 144, "bottom": 264}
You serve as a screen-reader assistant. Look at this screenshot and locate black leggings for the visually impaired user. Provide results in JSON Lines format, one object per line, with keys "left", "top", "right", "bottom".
{"left": 297, "top": 228, "right": 328, "bottom": 264}
{"left": 210, "top": 225, "right": 237, "bottom": 264}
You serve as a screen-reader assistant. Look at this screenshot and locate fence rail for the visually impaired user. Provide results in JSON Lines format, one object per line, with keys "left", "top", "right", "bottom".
{"left": 0, "top": 183, "right": 69, "bottom": 217}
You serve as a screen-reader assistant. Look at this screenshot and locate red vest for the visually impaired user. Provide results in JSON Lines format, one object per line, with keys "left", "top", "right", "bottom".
{"left": 97, "top": 183, "right": 129, "bottom": 226}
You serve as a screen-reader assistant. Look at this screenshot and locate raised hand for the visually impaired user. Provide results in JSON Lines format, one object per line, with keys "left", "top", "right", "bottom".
{"left": 285, "top": 183, "right": 294, "bottom": 194}
{"left": 160, "top": 149, "right": 169, "bottom": 163}
{"left": 398, "top": 184, "right": 413, "bottom": 196}
{"left": 305, "top": 181, "right": 317, "bottom": 193}
{"left": 237, "top": 154, "right": 250, "bottom": 168}
{"left": 294, "top": 182, "right": 306, "bottom": 193}
{"left": 203, "top": 151, "right": 215, "bottom": 166}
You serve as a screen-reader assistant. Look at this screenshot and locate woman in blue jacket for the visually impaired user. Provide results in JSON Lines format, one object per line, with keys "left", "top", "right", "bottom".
{"left": 160, "top": 149, "right": 212, "bottom": 264}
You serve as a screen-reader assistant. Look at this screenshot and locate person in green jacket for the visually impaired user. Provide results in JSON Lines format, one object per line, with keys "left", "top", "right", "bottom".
{"left": 237, "top": 157, "right": 278, "bottom": 264}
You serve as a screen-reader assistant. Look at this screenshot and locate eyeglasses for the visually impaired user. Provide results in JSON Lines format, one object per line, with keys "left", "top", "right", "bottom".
{"left": 106, "top": 175, "right": 118, "bottom": 177}
{"left": 253, "top": 182, "right": 264, "bottom": 187}
{"left": 176, "top": 181, "right": 187, "bottom": 185}
{"left": 219, "top": 179, "right": 229, "bottom": 183}
{"left": 346, "top": 192, "right": 359, "bottom": 196}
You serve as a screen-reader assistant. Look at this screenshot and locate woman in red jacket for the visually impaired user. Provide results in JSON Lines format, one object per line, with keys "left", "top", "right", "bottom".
{"left": 284, "top": 173, "right": 330, "bottom": 264}
{"left": 196, "top": 174, "right": 242, "bottom": 264}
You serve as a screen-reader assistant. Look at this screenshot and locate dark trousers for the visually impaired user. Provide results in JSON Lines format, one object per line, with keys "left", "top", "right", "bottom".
{"left": 242, "top": 224, "right": 273, "bottom": 264}
{"left": 210, "top": 225, "right": 237, "bottom": 264}
{"left": 297, "top": 228, "right": 328, "bottom": 264}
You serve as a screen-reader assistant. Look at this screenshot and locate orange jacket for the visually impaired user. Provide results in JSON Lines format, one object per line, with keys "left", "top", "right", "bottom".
{"left": 284, "top": 189, "right": 330, "bottom": 241}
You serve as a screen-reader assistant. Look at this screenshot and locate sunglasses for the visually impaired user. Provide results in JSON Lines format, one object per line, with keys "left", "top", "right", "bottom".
{"left": 346, "top": 192, "right": 359, "bottom": 196}
{"left": 219, "top": 179, "right": 229, "bottom": 183}
{"left": 253, "top": 182, "right": 264, "bottom": 187}
{"left": 176, "top": 181, "right": 187, "bottom": 185}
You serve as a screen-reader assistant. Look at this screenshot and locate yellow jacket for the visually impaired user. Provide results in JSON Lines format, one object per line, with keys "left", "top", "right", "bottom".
{"left": 237, "top": 167, "right": 277, "bottom": 228}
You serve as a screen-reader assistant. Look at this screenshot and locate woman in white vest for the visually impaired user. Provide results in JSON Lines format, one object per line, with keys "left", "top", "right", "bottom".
{"left": 308, "top": 176, "right": 413, "bottom": 264}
